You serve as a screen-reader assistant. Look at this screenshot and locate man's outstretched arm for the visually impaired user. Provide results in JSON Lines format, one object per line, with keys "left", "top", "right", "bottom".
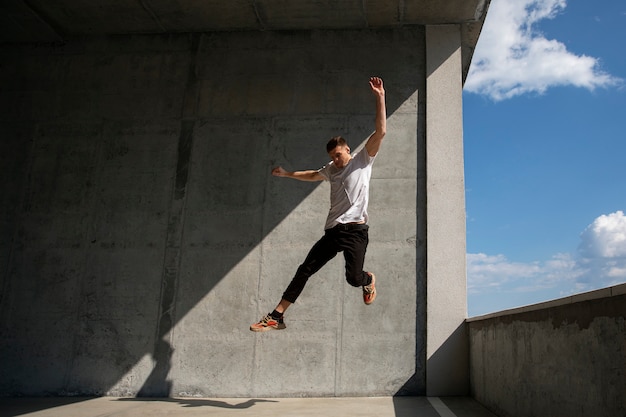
{"left": 272, "top": 166, "right": 324, "bottom": 182}
{"left": 365, "top": 77, "right": 387, "bottom": 157}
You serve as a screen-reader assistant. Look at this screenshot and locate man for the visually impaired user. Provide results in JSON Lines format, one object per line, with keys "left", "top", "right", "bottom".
{"left": 250, "top": 76, "right": 386, "bottom": 332}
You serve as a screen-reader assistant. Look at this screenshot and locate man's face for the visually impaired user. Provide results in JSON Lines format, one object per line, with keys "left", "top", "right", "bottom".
{"left": 328, "top": 145, "right": 351, "bottom": 169}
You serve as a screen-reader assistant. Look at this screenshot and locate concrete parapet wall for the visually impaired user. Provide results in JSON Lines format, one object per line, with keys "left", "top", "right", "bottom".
{"left": 0, "top": 29, "right": 426, "bottom": 397}
{"left": 467, "top": 284, "right": 626, "bottom": 417}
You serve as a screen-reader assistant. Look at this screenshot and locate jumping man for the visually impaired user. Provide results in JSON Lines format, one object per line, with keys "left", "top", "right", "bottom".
{"left": 250, "top": 76, "right": 386, "bottom": 332}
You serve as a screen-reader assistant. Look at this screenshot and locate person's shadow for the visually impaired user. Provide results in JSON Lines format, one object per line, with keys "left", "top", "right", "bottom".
{"left": 118, "top": 397, "right": 278, "bottom": 409}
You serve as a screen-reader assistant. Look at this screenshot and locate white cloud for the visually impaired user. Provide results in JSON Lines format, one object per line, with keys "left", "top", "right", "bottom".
{"left": 467, "top": 252, "right": 580, "bottom": 295}
{"left": 578, "top": 210, "right": 626, "bottom": 258}
{"left": 465, "top": 0, "right": 622, "bottom": 100}
{"left": 468, "top": 211, "right": 626, "bottom": 303}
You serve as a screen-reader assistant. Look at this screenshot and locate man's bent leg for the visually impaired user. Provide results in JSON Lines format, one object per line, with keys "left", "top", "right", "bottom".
{"left": 341, "top": 229, "right": 376, "bottom": 304}
{"left": 341, "top": 228, "right": 371, "bottom": 287}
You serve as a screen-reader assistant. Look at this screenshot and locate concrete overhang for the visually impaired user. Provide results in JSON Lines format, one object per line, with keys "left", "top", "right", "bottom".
{"left": 1, "top": 0, "right": 489, "bottom": 81}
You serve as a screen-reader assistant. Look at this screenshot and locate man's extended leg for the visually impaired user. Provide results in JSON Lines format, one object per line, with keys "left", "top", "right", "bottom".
{"left": 250, "top": 232, "right": 339, "bottom": 332}
{"left": 280, "top": 232, "right": 339, "bottom": 303}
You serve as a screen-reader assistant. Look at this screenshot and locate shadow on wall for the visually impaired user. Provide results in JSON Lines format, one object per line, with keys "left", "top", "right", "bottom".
{"left": 0, "top": 29, "right": 422, "bottom": 397}
{"left": 392, "top": 324, "right": 467, "bottom": 399}
{"left": 426, "top": 323, "right": 469, "bottom": 396}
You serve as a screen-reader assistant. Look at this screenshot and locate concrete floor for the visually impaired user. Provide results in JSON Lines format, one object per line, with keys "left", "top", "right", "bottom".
{"left": 0, "top": 396, "right": 498, "bottom": 417}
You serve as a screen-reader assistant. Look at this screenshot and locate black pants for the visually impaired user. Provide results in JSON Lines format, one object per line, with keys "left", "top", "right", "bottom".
{"left": 281, "top": 223, "right": 372, "bottom": 303}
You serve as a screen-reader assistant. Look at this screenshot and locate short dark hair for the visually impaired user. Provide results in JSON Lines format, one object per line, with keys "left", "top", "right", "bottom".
{"left": 326, "top": 136, "right": 348, "bottom": 153}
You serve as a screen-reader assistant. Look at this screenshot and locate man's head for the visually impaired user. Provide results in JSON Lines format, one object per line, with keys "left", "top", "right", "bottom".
{"left": 326, "top": 136, "right": 351, "bottom": 169}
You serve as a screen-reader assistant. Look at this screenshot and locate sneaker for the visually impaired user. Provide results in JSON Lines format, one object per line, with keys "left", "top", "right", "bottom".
{"left": 250, "top": 314, "right": 286, "bottom": 332}
{"left": 363, "top": 272, "right": 376, "bottom": 305}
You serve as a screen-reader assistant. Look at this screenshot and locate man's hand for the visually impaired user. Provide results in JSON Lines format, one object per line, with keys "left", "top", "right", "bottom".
{"left": 369, "top": 77, "right": 385, "bottom": 97}
{"left": 272, "top": 166, "right": 288, "bottom": 177}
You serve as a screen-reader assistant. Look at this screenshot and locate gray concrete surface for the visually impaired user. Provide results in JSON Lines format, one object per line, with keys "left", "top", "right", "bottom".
{"left": 0, "top": 29, "right": 423, "bottom": 398}
{"left": 2, "top": 0, "right": 487, "bottom": 38}
{"left": 0, "top": 1, "right": 489, "bottom": 400}
{"left": 467, "top": 283, "right": 626, "bottom": 417}
{"left": 424, "top": 25, "right": 468, "bottom": 397}
{"left": 0, "top": 396, "right": 498, "bottom": 417}
{"left": 1, "top": 0, "right": 490, "bottom": 81}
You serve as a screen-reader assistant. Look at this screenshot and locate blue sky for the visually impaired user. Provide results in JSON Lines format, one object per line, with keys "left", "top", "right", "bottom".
{"left": 463, "top": 0, "right": 626, "bottom": 316}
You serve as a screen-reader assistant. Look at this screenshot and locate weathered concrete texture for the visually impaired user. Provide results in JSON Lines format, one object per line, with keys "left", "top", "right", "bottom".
{"left": 468, "top": 284, "right": 626, "bottom": 417}
{"left": 1, "top": 0, "right": 488, "bottom": 39}
{"left": 0, "top": 29, "right": 425, "bottom": 397}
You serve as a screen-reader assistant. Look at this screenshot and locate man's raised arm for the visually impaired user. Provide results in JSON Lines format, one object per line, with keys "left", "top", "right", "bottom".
{"left": 272, "top": 166, "right": 324, "bottom": 182}
{"left": 365, "top": 77, "right": 387, "bottom": 157}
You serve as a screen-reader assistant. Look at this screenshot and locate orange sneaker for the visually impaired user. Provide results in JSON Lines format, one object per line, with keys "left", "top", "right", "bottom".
{"left": 250, "top": 314, "right": 286, "bottom": 332}
{"left": 363, "top": 272, "right": 376, "bottom": 305}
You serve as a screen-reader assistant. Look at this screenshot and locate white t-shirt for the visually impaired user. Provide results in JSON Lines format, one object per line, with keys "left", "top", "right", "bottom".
{"left": 318, "top": 150, "right": 376, "bottom": 230}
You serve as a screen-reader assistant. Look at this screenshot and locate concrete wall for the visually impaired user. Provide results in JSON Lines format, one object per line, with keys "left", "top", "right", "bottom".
{"left": 0, "top": 29, "right": 428, "bottom": 397}
{"left": 425, "top": 25, "right": 468, "bottom": 396}
{"left": 468, "top": 284, "right": 626, "bottom": 417}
